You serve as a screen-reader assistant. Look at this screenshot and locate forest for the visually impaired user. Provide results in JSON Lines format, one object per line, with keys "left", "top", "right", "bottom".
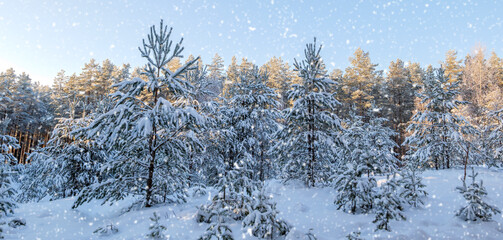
{"left": 1, "top": 19, "right": 503, "bottom": 239}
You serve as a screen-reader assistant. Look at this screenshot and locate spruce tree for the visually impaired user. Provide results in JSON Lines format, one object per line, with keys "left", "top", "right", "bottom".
{"left": 275, "top": 38, "right": 342, "bottom": 187}
{"left": 73, "top": 20, "right": 205, "bottom": 208}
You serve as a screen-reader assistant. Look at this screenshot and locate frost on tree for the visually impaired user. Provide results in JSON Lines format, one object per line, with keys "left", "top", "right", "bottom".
{"left": 275, "top": 38, "right": 342, "bottom": 187}
{"left": 73, "top": 20, "right": 205, "bottom": 208}
{"left": 404, "top": 67, "right": 476, "bottom": 170}
{"left": 456, "top": 168, "right": 501, "bottom": 222}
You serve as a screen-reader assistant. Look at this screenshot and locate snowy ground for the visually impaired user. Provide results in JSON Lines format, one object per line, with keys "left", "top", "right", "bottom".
{"left": 4, "top": 166, "right": 503, "bottom": 240}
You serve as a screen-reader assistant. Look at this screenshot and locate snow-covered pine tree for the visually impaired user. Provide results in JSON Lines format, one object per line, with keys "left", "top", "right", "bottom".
{"left": 198, "top": 194, "right": 234, "bottom": 240}
{"left": 399, "top": 160, "right": 428, "bottom": 208}
{"left": 146, "top": 212, "right": 167, "bottom": 239}
{"left": 18, "top": 116, "right": 103, "bottom": 202}
{"left": 340, "top": 112, "right": 400, "bottom": 176}
{"left": 198, "top": 67, "right": 278, "bottom": 222}
{"left": 242, "top": 185, "right": 289, "bottom": 239}
{"left": 404, "top": 67, "right": 476, "bottom": 170}
{"left": 456, "top": 167, "right": 501, "bottom": 221}
{"left": 334, "top": 112, "right": 398, "bottom": 214}
{"left": 333, "top": 162, "right": 376, "bottom": 214}
{"left": 373, "top": 177, "right": 406, "bottom": 231}
{"left": 228, "top": 66, "right": 280, "bottom": 182}
{"left": 275, "top": 38, "right": 342, "bottom": 187}
{"left": 73, "top": 20, "right": 205, "bottom": 208}
{"left": 0, "top": 118, "right": 18, "bottom": 238}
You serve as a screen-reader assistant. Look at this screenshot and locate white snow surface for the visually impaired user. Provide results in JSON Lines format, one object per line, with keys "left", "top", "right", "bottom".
{"left": 5, "top": 166, "right": 503, "bottom": 239}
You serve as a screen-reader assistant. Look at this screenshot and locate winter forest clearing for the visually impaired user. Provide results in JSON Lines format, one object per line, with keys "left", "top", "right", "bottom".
{"left": 1, "top": 1, "right": 503, "bottom": 240}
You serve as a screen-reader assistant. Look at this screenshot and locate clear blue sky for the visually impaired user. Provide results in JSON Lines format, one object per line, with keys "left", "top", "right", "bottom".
{"left": 0, "top": 0, "right": 502, "bottom": 85}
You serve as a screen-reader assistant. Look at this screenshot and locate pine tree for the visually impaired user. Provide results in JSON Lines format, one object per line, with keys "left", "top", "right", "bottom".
{"left": 261, "top": 57, "right": 296, "bottom": 109}
{"left": 333, "top": 162, "right": 376, "bottom": 214}
{"left": 373, "top": 177, "right": 406, "bottom": 231}
{"left": 0, "top": 117, "right": 18, "bottom": 238}
{"left": 223, "top": 56, "right": 239, "bottom": 98}
{"left": 242, "top": 186, "right": 290, "bottom": 239}
{"left": 340, "top": 48, "right": 382, "bottom": 117}
{"left": 228, "top": 66, "right": 280, "bottom": 182}
{"left": 404, "top": 67, "right": 476, "bottom": 170}
{"left": 399, "top": 161, "right": 428, "bottom": 208}
{"left": 208, "top": 53, "right": 224, "bottom": 81}
{"left": 18, "top": 116, "right": 103, "bottom": 202}
{"left": 442, "top": 50, "right": 463, "bottom": 84}
{"left": 384, "top": 59, "right": 416, "bottom": 159}
{"left": 146, "top": 212, "right": 167, "bottom": 239}
{"left": 488, "top": 51, "right": 503, "bottom": 88}
{"left": 275, "top": 38, "right": 343, "bottom": 187}
{"left": 456, "top": 168, "right": 501, "bottom": 221}
{"left": 73, "top": 20, "right": 205, "bottom": 208}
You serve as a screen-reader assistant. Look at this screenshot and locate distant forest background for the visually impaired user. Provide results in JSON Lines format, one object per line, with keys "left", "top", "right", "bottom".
{"left": 1, "top": 45, "right": 502, "bottom": 164}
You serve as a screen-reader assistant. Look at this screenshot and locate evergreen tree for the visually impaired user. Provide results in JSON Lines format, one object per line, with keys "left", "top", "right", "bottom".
{"left": 456, "top": 168, "right": 501, "bottom": 221}
{"left": 399, "top": 161, "right": 428, "bottom": 208}
{"left": 340, "top": 48, "right": 382, "bottom": 117}
{"left": 242, "top": 186, "right": 290, "bottom": 239}
{"left": 146, "top": 212, "right": 167, "bottom": 239}
{"left": 228, "top": 67, "right": 280, "bottom": 182}
{"left": 373, "top": 177, "right": 406, "bottom": 231}
{"left": 384, "top": 59, "right": 416, "bottom": 159}
{"left": 442, "top": 50, "right": 463, "bottom": 84}
{"left": 333, "top": 162, "right": 376, "bottom": 214}
{"left": 261, "top": 57, "right": 296, "bottom": 109}
{"left": 18, "top": 116, "right": 103, "bottom": 202}
{"left": 275, "top": 38, "right": 342, "bottom": 187}
{"left": 404, "top": 68, "right": 476, "bottom": 169}
{"left": 73, "top": 20, "right": 205, "bottom": 208}
{"left": 208, "top": 53, "right": 224, "bottom": 81}
{"left": 460, "top": 47, "right": 503, "bottom": 125}
{"left": 0, "top": 117, "right": 18, "bottom": 238}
